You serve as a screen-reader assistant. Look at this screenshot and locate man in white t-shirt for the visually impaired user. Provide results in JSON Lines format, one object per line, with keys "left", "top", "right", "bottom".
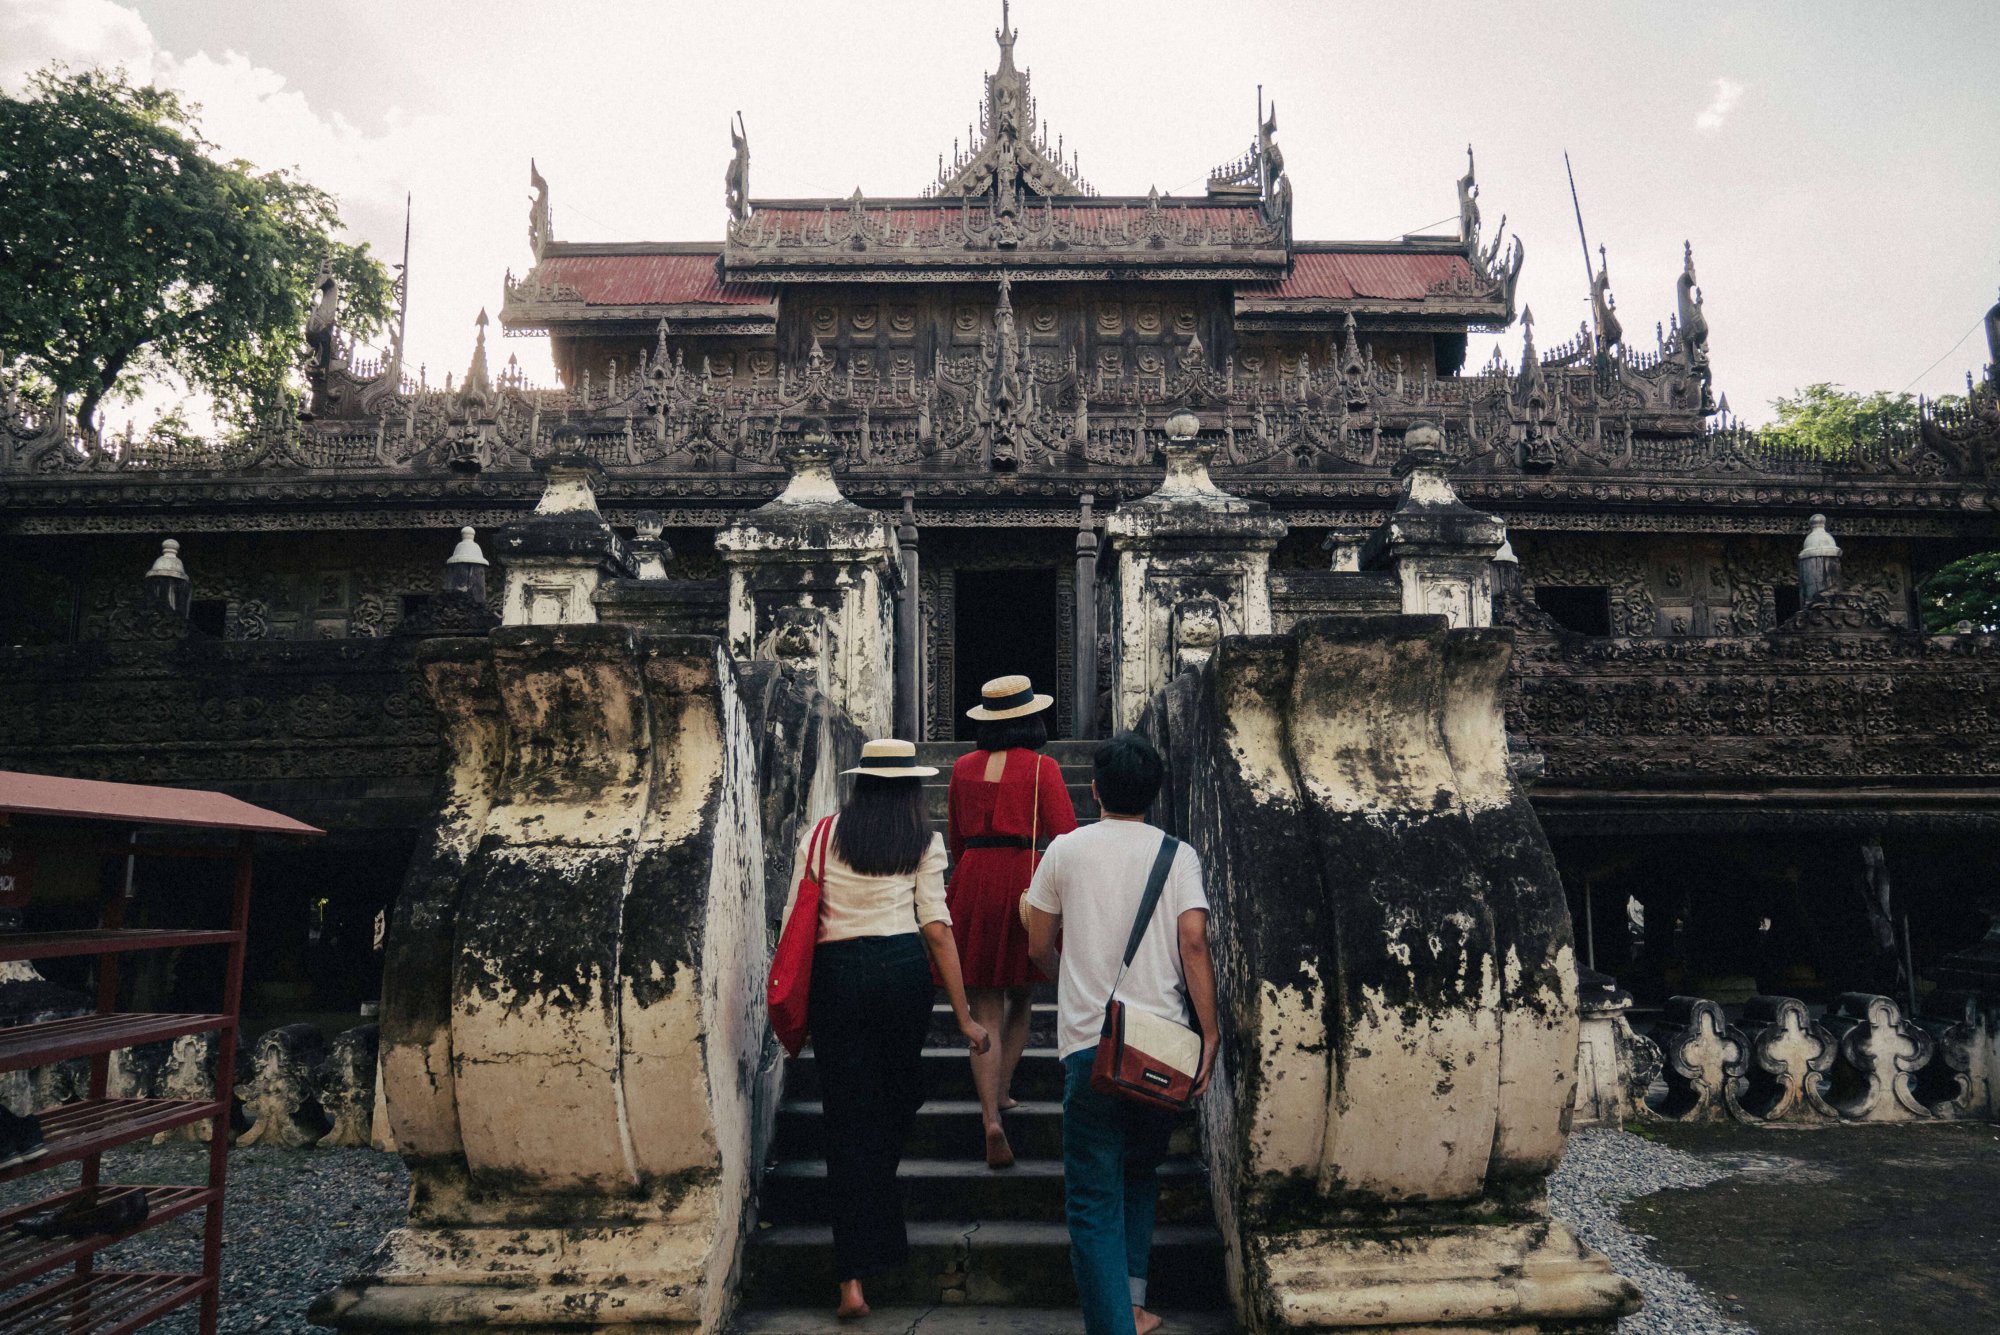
{"left": 1024, "top": 733, "right": 1218, "bottom": 1335}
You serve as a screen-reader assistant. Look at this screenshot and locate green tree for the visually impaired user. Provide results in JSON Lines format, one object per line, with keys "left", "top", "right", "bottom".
{"left": 0, "top": 66, "right": 391, "bottom": 437}
{"left": 1765, "top": 383, "right": 1922, "bottom": 457}
{"left": 1919, "top": 551, "right": 2000, "bottom": 633}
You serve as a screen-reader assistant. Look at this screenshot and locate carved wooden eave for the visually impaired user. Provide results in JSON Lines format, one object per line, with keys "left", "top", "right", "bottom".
{"left": 718, "top": 193, "right": 1290, "bottom": 282}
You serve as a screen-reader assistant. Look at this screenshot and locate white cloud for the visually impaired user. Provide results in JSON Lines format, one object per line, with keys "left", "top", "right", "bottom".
{"left": 0, "top": 0, "right": 154, "bottom": 88}
{"left": 1695, "top": 76, "right": 1744, "bottom": 132}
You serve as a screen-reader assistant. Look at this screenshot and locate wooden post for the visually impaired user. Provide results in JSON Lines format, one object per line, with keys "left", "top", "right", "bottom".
{"left": 1072, "top": 492, "right": 1098, "bottom": 740}
{"left": 201, "top": 835, "right": 254, "bottom": 1335}
{"left": 895, "top": 488, "right": 922, "bottom": 742}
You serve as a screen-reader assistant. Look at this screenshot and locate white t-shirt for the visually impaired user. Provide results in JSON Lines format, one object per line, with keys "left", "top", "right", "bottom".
{"left": 1023, "top": 820, "right": 1209, "bottom": 1059}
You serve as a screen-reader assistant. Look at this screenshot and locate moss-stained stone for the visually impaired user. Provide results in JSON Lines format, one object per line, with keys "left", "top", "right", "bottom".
{"left": 1147, "top": 613, "right": 1636, "bottom": 1332}
{"left": 316, "top": 626, "right": 844, "bottom": 1334}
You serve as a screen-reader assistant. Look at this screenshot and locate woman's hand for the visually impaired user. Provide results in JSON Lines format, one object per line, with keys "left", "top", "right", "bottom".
{"left": 960, "top": 1017, "right": 992, "bottom": 1055}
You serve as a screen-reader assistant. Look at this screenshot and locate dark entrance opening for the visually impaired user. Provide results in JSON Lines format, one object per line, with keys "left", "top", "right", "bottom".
{"left": 954, "top": 567, "right": 1062, "bottom": 739}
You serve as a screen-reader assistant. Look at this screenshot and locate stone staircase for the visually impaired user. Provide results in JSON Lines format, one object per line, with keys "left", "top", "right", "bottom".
{"left": 733, "top": 741, "right": 1232, "bottom": 1333}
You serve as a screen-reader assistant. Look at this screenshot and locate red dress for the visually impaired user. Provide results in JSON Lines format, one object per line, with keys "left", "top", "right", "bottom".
{"left": 946, "top": 748, "right": 1079, "bottom": 988}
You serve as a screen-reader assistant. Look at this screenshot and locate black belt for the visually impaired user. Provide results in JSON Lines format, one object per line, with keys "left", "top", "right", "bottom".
{"left": 963, "top": 836, "right": 1031, "bottom": 850}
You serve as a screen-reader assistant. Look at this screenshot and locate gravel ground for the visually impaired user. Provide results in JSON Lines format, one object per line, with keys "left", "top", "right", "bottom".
{"left": 0, "top": 1141, "right": 408, "bottom": 1333}
{"left": 1549, "top": 1127, "right": 1756, "bottom": 1335}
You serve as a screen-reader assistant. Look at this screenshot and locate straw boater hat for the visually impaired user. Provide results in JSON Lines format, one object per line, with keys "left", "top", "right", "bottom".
{"left": 965, "top": 673, "right": 1054, "bottom": 721}
{"left": 843, "top": 738, "right": 939, "bottom": 779}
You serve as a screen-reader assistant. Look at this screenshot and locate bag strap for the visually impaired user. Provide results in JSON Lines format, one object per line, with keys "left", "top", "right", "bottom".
{"left": 811, "top": 815, "right": 834, "bottom": 884}
{"left": 1107, "top": 834, "right": 1180, "bottom": 1006}
{"left": 1028, "top": 755, "right": 1043, "bottom": 876}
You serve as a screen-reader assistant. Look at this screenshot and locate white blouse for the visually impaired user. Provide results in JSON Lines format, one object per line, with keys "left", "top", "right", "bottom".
{"left": 781, "top": 818, "right": 950, "bottom": 943}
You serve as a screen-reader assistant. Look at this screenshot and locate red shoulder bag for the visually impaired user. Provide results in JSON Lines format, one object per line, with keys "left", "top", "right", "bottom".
{"left": 767, "top": 816, "right": 834, "bottom": 1057}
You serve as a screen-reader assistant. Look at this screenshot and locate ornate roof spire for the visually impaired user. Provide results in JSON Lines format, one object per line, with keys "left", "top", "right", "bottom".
{"left": 929, "top": 2, "right": 1091, "bottom": 201}
{"left": 725, "top": 113, "right": 750, "bottom": 222}
{"left": 996, "top": 0, "right": 1018, "bottom": 68}
{"left": 528, "top": 160, "right": 552, "bottom": 258}
{"left": 461, "top": 310, "right": 492, "bottom": 402}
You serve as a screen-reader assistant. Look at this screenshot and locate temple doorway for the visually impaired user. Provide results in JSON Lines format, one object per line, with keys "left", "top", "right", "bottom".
{"left": 953, "top": 567, "right": 1063, "bottom": 739}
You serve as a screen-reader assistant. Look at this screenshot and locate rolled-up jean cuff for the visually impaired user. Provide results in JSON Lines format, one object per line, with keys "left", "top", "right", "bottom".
{"left": 1129, "top": 1276, "right": 1147, "bottom": 1306}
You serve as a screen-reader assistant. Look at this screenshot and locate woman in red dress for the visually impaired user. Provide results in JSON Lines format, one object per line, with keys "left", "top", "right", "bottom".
{"left": 948, "top": 674, "right": 1078, "bottom": 1168}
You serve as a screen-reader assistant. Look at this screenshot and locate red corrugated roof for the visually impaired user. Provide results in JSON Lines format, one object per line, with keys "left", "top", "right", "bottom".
{"left": 533, "top": 253, "right": 771, "bottom": 307}
{"left": 0, "top": 771, "right": 322, "bottom": 835}
{"left": 1244, "top": 251, "right": 1475, "bottom": 302}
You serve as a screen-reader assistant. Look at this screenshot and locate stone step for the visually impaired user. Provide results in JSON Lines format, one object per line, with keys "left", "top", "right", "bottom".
{"left": 738, "top": 1222, "right": 1230, "bottom": 1311}
{"left": 785, "top": 1048, "right": 1068, "bottom": 1102}
{"left": 732, "top": 1308, "right": 1233, "bottom": 1335}
{"left": 925, "top": 1001, "right": 1058, "bottom": 1047}
{"left": 757, "top": 1156, "right": 1212, "bottom": 1226}
{"left": 773, "top": 1098, "right": 1198, "bottom": 1163}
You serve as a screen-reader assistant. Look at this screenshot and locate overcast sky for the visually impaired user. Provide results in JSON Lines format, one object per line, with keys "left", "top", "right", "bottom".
{"left": 5, "top": 0, "right": 1998, "bottom": 430}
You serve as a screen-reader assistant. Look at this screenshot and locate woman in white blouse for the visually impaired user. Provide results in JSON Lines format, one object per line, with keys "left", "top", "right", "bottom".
{"left": 782, "top": 738, "right": 990, "bottom": 1320}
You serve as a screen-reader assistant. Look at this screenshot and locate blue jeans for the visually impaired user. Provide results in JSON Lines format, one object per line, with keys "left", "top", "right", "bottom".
{"left": 1061, "top": 1051, "right": 1175, "bottom": 1335}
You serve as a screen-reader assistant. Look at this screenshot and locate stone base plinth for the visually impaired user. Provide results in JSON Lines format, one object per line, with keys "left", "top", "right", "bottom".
{"left": 1250, "top": 1219, "right": 1639, "bottom": 1332}
{"left": 310, "top": 1216, "right": 725, "bottom": 1332}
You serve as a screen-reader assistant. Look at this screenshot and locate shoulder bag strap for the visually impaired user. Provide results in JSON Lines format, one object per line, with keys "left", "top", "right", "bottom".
{"left": 1107, "top": 834, "right": 1181, "bottom": 1002}
{"left": 1029, "top": 754, "right": 1043, "bottom": 874}
{"left": 813, "top": 815, "right": 834, "bottom": 884}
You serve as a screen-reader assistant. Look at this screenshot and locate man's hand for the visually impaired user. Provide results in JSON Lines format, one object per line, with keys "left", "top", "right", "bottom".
{"left": 1191, "top": 1030, "right": 1218, "bottom": 1097}
{"left": 961, "top": 1017, "right": 992, "bottom": 1056}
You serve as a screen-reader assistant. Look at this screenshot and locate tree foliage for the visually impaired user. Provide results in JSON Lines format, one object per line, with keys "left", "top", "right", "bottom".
{"left": 1919, "top": 551, "right": 2000, "bottom": 634}
{"left": 0, "top": 66, "right": 392, "bottom": 435}
{"left": 1764, "top": 383, "right": 1922, "bottom": 457}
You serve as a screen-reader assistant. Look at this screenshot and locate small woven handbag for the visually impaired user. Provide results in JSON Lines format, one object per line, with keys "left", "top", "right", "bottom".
{"left": 767, "top": 816, "right": 833, "bottom": 1058}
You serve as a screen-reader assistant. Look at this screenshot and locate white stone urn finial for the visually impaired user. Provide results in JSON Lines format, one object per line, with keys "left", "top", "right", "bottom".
{"left": 1158, "top": 411, "right": 1218, "bottom": 497}
{"left": 1800, "top": 513, "right": 1840, "bottom": 558}
{"left": 145, "top": 538, "right": 187, "bottom": 581}
{"left": 769, "top": 422, "right": 852, "bottom": 508}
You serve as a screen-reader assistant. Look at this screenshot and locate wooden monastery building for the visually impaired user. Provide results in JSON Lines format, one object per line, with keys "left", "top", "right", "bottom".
{"left": 3, "top": 12, "right": 1999, "bottom": 1023}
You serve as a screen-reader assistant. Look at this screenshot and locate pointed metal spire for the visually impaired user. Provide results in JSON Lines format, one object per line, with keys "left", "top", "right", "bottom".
{"left": 463, "top": 309, "right": 492, "bottom": 398}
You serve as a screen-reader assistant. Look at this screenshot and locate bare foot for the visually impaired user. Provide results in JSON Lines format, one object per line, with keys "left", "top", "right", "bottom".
{"left": 1133, "top": 1305, "right": 1163, "bottom": 1335}
{"left": 998, "top": 1096, "right": 1019, "bottom": 1111}
{"left": 837, "top": 1279, "right": 870, "bottom": 1320}
{"left": 984, "top": 1125, "right": 1015, "bottom": 1169}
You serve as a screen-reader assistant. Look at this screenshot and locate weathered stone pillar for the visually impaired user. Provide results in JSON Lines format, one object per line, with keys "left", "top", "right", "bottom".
{"left": 1073, "top": 492, "right": 1100, "bottom": 740}
{"left": 1363, "top": 429, "right": 1505, "bottom": 628}
{"left": 1104, "top": 411, "right": 1286, "bottom": 730}
{"left": 494, "top": 454, "right": 633, "bottom": 626}
{"left": 142, "top": 539, "right": 192, "bottom": 618}
{"left": 1798, "top": 512, "right": 1842, "bottom": 604}
{"left": 895, "top": 489, "right": 922, "bottom": 741}
{"left": 1147, "top": 614, "right": 1638, "bottom": 1333}
{"left": 312, "top": 626, "right": 770, "bottom": 1334}
{"left": 1572, "top": 968, "right": 1660, "bottom": 1128}
{"left": 715, "top": 433, "right": 899, "bottom": 738}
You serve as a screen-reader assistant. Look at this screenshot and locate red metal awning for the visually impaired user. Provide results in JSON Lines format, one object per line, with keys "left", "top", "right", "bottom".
{"left": 1240, "top": 250, "right": 1476, "bottom": 302}
{"left": 531, "top": 253, "right": 770, "bottom": 306}
{"left": 0, "top": 771, "right": 323, "bottom": 836}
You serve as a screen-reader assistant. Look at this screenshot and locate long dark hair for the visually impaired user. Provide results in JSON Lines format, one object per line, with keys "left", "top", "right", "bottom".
{"left": 975, "top": 711, "right": 1049, "bottom": 753}
{"left": 833, "top": 774, "right": 932, "bottom": 876}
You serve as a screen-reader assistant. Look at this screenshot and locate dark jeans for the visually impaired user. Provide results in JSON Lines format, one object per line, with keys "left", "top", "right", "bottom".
{"left": 809, "top": 934, "right": 935, "bottom": 1281}
{"left": 1061, "top": 1051, "right": 1176, "bottom": 1335}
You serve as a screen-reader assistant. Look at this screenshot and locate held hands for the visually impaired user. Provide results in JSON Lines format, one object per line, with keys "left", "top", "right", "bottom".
{"left": 961, "top": 1017, "right": 993, "bottom": 1056}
